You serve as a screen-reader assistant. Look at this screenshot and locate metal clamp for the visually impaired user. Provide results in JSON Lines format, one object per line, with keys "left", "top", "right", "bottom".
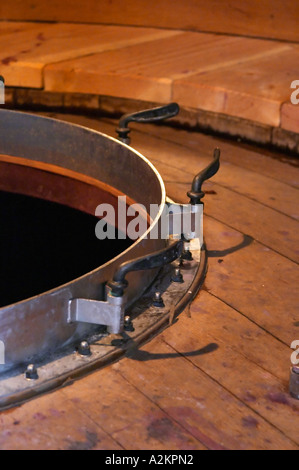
{"left": 68, "top": 291, "right": 125, "bottom": 334}
{"left": 166, "top": 200, "right": 203, "bottom": 242}
{"left": 68, "top": 239, "right": 183, "bottom": 333}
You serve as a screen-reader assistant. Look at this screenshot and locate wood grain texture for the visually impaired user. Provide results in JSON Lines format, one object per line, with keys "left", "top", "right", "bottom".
{"left": 44, "top": 33, "right": 288, "bottom": 104}
{"left": 112, "top": 339, "right": 297, "bottom": 450}
{"left": 161, "top": 290, "right": 299, "bottom": 443}
{"left": 61, "top": 368, "right": 207, "bottom": 450}
{"left": 134, "top": 123, "right": 299, "bottom": 189}
{"left": 174, "top": 46, "right": 299, "bottom": 126}
{"left": 0, "top": 21, "right": 43, "bottom": 35}
{"left": 281, "top": 101, "right": 299, "bottom": 133}
{"left": 0, "top": 23, "right": 180, "bottom": 87}
{"left": 0, "top": 389, "right": 123, "bottom": 450}
{"left": 0, "top": 0, "right": 298, "bottom": 42}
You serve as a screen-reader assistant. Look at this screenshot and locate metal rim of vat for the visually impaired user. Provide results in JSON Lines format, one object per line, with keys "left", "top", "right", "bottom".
{"left": 0, "top": 104, "right": 220, "bottom": 408}
{"left": 0, "top": 108, "right": 167, "bottom": 368}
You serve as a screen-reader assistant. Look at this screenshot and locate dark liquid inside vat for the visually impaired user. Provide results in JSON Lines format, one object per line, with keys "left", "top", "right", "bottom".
{"left": 0, "top": 190, "right": 132, "bottom": 307}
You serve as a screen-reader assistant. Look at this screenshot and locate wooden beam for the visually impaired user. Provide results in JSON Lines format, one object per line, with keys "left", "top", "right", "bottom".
{"left": 0, "top": 0, "right": 298, "bottom": 42}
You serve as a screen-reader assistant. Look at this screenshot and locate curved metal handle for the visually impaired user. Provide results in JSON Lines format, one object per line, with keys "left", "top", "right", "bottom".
{"left": 108, "top": 239, "right": 184, "bottom": 297}
{"left": 116, "top": 102, "right": 180, "bottom": 144}
{"left": 187, "top": 148, "right": 221, "bottom": 204}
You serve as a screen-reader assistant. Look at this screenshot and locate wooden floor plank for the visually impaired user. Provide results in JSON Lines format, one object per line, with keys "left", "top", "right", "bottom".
{"left": 133, "top": 123, "right": 299, "bottom": 189}
{"left": 202, "top": 216, "right": 299, "bottom": 346}
{"left": 0, "top": 389, "right": 122, "bottom": 450}
{"left": 173, "top": 46, "right": 299, "bottom": 126}
{"left": 112, "top": 339, "right": 298, "bottom": 450}
{"left": 161, "top": 289, "right": 299, "bottom": 443}
{"left": 1, "top": 0, "right": 299, "bottom": 43}
{"left": 0, "top": 23, "right": 180, "bottom": 88}
{"left": 44, "top": 33, "right": 288, "bottom": 103}
{"left": 0, "top": 21, "right": 44, "bottom": 36}
{"left": 281, "top": 101, "right": 299, "bottom": 134}
{"left": 61, "top": 368, "right": 206, "bottom": 450}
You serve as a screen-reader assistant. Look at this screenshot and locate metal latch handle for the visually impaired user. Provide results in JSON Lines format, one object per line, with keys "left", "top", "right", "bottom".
{"left": 187, "top": 148, "right": 221, "bottom": 205}
{"left": 116, "top": 103, "right": 180, "bottom": 144}
{"left": 108, "top": 238, "right": 184, "bottom": 297}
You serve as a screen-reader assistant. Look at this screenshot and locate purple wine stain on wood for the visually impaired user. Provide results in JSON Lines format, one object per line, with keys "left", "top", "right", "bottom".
{"left": 266, "top": 392, "right": 299, "bottom": 413}
{"left": 267, "top": 392, "right": 290, "bottom": 406}
{"left": 146, "top": 416, "right": 198, "bottom": 450}
{"left": 33, "top": 412, "right": 47, "bottom": 421}
{"left": 242, "top": 415, "right": 259, "bottom": 429}
{"left": 36, "top": 33, "right": 46, "bottom": 42}
{"left": 243, "top": 392, "right": 257, "bottom": 404}
{"left": 66, "top": 430, "right": 99, "bottom": 451}
{"left": 205, "top": 190, "right": 217, "bottom": 195}
{"left": 165, "top": 406, "right": 231, "bottom": 450}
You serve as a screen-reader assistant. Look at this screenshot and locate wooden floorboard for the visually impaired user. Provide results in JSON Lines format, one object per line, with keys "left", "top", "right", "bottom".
{"left": 135, "top": 123, "right": 299, "bottom": 189}
{"left": 112, "top": 339, "right": 297, "bottom": 450}
{"left": 61, "top": 368, "right": 207, "bottom": 450}
{"left": 44, "top": 33, "right": 287, "bottom": 106}
{"left": 0, "top": 22, "right": 179, "bottom": 87}
{"left": 0, "top": 389, "right": 123, "bottom": 450}
{"left": 173, "top": 46, "right": 299, "bottom": 127}
{"left": 0, "top": 21, "right": 44, "bottom": 35}
{"left": 0, "top": 112, "right": 298, "bottom": 450}
{"left": 281, "top": 101, "right": 299, "bottom": 134}
{"left": 1, "top": 0, "right": 299, "bottom": 43}
{"left": 1, "top": 21, "right": 299, "bottom": 134}
{"left": 160, "top": 296, "right": 299, "bottom": 443}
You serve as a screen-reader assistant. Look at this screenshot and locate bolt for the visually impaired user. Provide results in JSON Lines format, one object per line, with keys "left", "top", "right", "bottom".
{"left": 124, "top": 315, "right": 135, "bottom": 332}
{"left": 290, "top": 366, "right": 299, "bottom": 400}
{"left": 78, "top": 340, "right": 91, "bottom": 356}
{"left": 181, "top": 247, "right": 193, "bottom": 261}
{"left": 25, "top": 364, "right": 38, "bottom": 380}
{"left": 172, "top": 267, "right": 184, "bottom": 283}
{"left": 153, "top": 291, "right": 165, "bottom": 308}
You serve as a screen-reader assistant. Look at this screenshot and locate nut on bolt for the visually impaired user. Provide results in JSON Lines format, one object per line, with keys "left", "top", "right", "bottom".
{"left": 25, "top": 364, "right": 39, "bottom": 380}
{"left": 78, "top": 340, "right": 91, "bottom": 356}
{"left": 172, "top": 267, "right": 184, "bottom": 283}
{"left": 124, "top": 315, "right": 135, "bottom": 332}
{"left": 290, "top": 366, "right": 299, "bottom": 400}
{"left": 181, "top": 247, "right": 193, "bottom": 261}
{"left": 153, "top": 291, "right": 165, "bottom": 308}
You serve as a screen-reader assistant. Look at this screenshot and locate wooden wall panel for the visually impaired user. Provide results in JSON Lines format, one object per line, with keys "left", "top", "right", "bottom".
{"left": 0, "top": 0, "right": 298, "bottom": 42}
